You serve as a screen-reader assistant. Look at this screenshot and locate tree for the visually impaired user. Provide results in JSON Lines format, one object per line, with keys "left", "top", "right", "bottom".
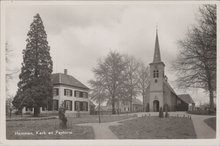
{"left": 173, "top": 5, "right": 216, "bottom": 112}
{"left": 123, "top": 56, "right": 140, "bottom": 112}
{"left": 13, "top": 13, "right": 53, "bottom": 117}
{"left": 5, "top": 42, "right": 19, "bottom": 115}
{"left": 91, "top": 51, "right": 126, "bottom": 114}
{"left": 137, "top": 62, "right": 150, "bottom": 112}
{"left": 89, "top": 79, "right": 108, "bottom": 123}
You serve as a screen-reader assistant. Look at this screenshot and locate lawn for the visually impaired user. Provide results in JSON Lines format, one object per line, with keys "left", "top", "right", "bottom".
{"left": 204, "top": 117, "right": 216, "bottom": 131}
{"left": 6, "top": 114, "right": 135, "bottom": 139}
{"left": 67, "top": 114, "right": 136, "bottom": 124}
{"left": 109, "top": 116, "right": 196, "bottom": 139}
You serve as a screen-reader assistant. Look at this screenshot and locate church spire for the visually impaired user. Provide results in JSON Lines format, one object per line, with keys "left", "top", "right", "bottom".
{"left": 153, "top": 28, "right": 161, "bottom": 63}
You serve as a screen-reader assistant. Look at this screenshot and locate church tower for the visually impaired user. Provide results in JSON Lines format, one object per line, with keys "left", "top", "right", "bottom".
{"left": 149, "top": 30, "right": 165, "bottom": 112}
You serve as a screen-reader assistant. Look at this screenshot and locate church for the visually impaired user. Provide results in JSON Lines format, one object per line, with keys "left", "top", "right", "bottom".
{"left": 143, "top": 30, "right": 195, "bottom": 112}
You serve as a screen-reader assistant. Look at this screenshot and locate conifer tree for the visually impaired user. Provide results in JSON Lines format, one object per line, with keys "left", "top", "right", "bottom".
{"left": 13, "top": 14, "right": 53, "bottom": 117}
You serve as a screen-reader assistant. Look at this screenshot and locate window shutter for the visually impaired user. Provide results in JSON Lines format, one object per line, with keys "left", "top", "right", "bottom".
{"left": 64, "top": 89, "right": 66, "bottom": 96}
{"left": 74, "top": 91, "right": 76, "bottom": 97}
{"left": 70, "top": 101, "right": 72, "bottom": 111}
{"left": 86, "top": 102, "right": 88, "bottom": 111}
{"left": 80, "top": 102, "right": 83, "bottom": 111}
{"left": 70, "top": 90, "right": 73, "bottom": 96}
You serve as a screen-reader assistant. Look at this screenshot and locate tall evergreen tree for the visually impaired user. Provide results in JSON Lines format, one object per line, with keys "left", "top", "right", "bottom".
{"left": 13, "top": 14, "right": 53, "bottom": 117}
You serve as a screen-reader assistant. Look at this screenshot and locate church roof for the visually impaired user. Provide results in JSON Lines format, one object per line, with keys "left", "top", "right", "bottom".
{"left": 163, "top": 80, "right": 177, "bottom": 95}
{"left": 178, "top": 94, "right": 195, "bottom": 104}
{"left": 52, "top": 73, "right": 89, "bottom": 90}
{"left": 153, "top": 29, "right": 162, "bottom": 63}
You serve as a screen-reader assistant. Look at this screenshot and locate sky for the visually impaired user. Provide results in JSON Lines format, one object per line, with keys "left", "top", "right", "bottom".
{"left": 4, "top": 2, "right": 211, "bottom": 105}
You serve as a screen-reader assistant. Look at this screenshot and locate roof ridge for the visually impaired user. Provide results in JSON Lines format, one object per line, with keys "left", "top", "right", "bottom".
{"left": 51, "top": 73, "right": 89, "bottom": 90}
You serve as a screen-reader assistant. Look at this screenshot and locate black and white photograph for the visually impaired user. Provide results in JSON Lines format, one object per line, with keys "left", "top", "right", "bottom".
{"left": 0, "top": 1, "right": 219, "bottom": 145}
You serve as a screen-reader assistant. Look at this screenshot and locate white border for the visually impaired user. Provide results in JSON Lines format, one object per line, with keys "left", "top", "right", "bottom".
{"left": 0, "top": 1, "right": 219, "bottom": 146}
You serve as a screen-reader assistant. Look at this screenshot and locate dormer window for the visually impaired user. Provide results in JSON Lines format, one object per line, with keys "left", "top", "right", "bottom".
{"left": 153, "top": 70, "right": 159, "bottom": 78}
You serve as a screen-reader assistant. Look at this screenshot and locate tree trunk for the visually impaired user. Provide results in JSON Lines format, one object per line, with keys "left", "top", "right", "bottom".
{"left": 117, "top": 100, "right": 120, "bottom": 115}
{"left": 130, "top": 94, "right": 133, "bottom": 113}
{"left": 112, "top": 96, "right": 116, "bottom": 114}
{"left": 98, "top": 97, "right": 101, "bottom": 123}
{"left": 208, "top": 86, "right": 214, "bottom": 112}
{"left": 206, "top": 70, "right": 215, "bottom": 113}
{"left": 34, "top": 106, "right": 40, "bottom": 117}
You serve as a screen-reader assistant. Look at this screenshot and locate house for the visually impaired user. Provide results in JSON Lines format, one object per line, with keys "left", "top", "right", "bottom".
{"left": 101, "top": 98, "right": 143, "bottom": 114}
{"left": 95, "top": 105, "right": 112, "bottom": 115}
{"left": 22, "top": 69, "right": 90, "bottom": 117}
{"left": 132, "top": 98, "right": 143, "bottom": 112}
{"left": 143, "top": 30, "right": 195, "bottom": 112}
{"left": 177, "top": 94, "right": 195, "bottom": 111}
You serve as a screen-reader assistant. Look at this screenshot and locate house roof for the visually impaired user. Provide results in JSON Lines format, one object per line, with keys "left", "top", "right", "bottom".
{"left": 132, "top": 98, "right": 142, "bottom": 105}
{"left": 52, "top": 73, "right": 89, "bottom": 90}
{"left": 178, "top": 94, "right": 195, "bottom": 104}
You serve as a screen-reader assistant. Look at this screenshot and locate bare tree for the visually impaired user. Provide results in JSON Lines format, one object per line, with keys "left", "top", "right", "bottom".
{"left": 5, "top": 42, "right": 19, "bottom": 115}
{"left": 123, "top": 55, "right": 140, "bottom": 112}
{"left": 173, "top": 5, "right": 216, "bottom": 112}
{"left": 91, "top": 51, "right": 126, "bottom": 114}
{"left": 89, "top": 79, "right": 108, "bottom": 123}
{"left": 6, "top": 42, "right": 19, "bottom": 92}
{"left": 137, "top": 62, "right": 150, "bottom": 111}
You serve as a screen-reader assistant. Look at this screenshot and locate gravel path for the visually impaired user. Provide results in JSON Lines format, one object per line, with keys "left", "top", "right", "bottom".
{"left": 77, "top": 117, "right": 137, "bottom": 139}
{"left": 190, "top": 115, "right": 216, "bottom": 139}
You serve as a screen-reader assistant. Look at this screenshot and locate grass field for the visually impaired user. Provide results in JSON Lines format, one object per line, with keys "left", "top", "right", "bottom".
{"left": 109, "top": 116, "right": 196, "bottom": 139}
{"left": 204, "top": 117, "right": 216, "bottom": 131}
{"left": 6, "top": 114, "right": 135, "bottom": 139}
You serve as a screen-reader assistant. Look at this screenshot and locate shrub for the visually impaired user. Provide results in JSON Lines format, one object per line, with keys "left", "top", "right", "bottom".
{"left": 159, "top": 107, "right": 164, "bottom": 118}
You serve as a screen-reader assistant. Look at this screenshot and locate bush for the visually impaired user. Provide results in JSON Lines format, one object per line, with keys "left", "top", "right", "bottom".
{"left": 159, "top": 107, "right": 164, "bottom": 118}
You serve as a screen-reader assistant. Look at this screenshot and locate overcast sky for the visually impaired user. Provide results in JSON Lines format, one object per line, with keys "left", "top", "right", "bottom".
{"left": 5, "top": 2, "right": 211, "bottom": 105}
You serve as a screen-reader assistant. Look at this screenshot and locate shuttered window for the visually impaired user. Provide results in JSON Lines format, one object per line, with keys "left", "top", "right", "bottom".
{"left": 64, "top": 100, "right": 72, "bottom": 111}
{"left": 74, "top": 101, "right": 88, "bottom": 111}
{"left": 64, "top": 89, "right": 72, "bottom": 96}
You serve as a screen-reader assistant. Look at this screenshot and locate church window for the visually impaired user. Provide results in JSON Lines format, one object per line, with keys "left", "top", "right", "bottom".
{"left": 156, "top": 70, "right": 159, "bottom": 77}
{"left": 153, "top": 70, "right": 159, "bottom": 78}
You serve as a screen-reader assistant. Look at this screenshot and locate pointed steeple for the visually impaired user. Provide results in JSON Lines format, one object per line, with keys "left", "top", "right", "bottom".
{"left": 153, "top": 28, "right": 161, "bottom": 63}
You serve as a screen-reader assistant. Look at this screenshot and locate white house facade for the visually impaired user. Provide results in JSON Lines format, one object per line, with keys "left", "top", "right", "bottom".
{"left": 23, "top": 69, "right": 90, "bottom": 117}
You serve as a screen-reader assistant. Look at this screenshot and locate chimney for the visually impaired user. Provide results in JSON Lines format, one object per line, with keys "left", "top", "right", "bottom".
{"left": 64, "top": 69, "right": 68, "bottom": 75}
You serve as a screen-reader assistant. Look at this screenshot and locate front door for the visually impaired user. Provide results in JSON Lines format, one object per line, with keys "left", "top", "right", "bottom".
{"left": 153, "top": 100, "right": 159, "bottom": 112}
